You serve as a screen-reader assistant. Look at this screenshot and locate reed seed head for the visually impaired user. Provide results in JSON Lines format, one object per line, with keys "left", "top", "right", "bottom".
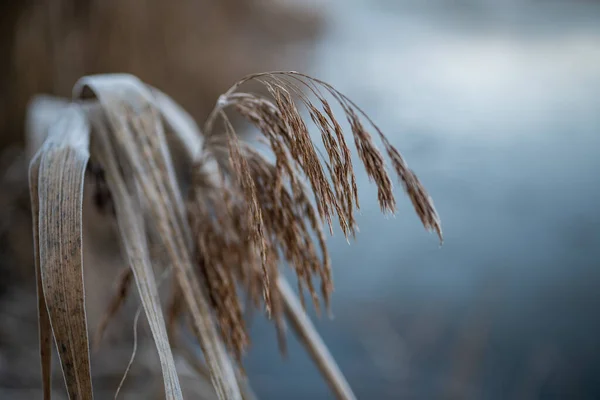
{"left": 188, "top": 71, "right": 442, "bottom": 360}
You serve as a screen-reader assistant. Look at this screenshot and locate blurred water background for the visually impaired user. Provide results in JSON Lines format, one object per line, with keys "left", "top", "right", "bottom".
{"left": 244, "top": 1, "right": 600, "bottom": 399}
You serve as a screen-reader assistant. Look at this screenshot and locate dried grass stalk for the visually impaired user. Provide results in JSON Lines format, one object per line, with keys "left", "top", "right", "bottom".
{"left": 26, "top": 70, "right": 441, "bottom": 400}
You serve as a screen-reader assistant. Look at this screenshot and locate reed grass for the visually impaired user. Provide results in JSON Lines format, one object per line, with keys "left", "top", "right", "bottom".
{"left": 27, "top": 71, "right": 441, "bottom": 400}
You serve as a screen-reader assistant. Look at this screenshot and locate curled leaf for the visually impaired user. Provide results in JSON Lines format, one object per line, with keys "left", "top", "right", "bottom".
{"left": 28, "top": 104, "right": 93, "bottom": 399}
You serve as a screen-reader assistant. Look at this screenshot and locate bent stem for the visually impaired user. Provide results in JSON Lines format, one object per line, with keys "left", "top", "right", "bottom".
{"left": 278, "top": 277, "right": 356, "bottom": 400}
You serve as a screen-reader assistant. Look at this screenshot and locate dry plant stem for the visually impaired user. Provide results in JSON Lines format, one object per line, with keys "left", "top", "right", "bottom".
{"left": 29, "top": 106, "right": 94, "bottom": 399}
{"left": 75, "top": 74, "right": 242, "bottom": 400}
{"left": 278, "top": 277, "right": 356, "bottom": 400}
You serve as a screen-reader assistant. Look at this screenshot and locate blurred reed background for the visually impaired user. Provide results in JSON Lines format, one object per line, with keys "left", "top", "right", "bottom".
{"left": 1, "top": 0, "right": 600, "bottom": 399}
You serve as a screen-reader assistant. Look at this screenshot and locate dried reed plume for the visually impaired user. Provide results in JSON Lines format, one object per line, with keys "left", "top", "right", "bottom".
{"left": 28, "top": 71, "right": 441, "bottom": 400}
{"left": 188, "top": 71, "right": 442, "bottom": 362}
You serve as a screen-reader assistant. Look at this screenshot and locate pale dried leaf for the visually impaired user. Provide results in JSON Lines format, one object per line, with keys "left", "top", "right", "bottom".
{"left": 83, "top": 102, "right": 183, "bottom": 400}
{"left": 74, "top": 74, "right": 241, "bottom": 400}
{"left": 26, "top": 96, "right": 70, "bottom": 400}
{"left": 30, "top": 105, "right": 94, "bottom": 399}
